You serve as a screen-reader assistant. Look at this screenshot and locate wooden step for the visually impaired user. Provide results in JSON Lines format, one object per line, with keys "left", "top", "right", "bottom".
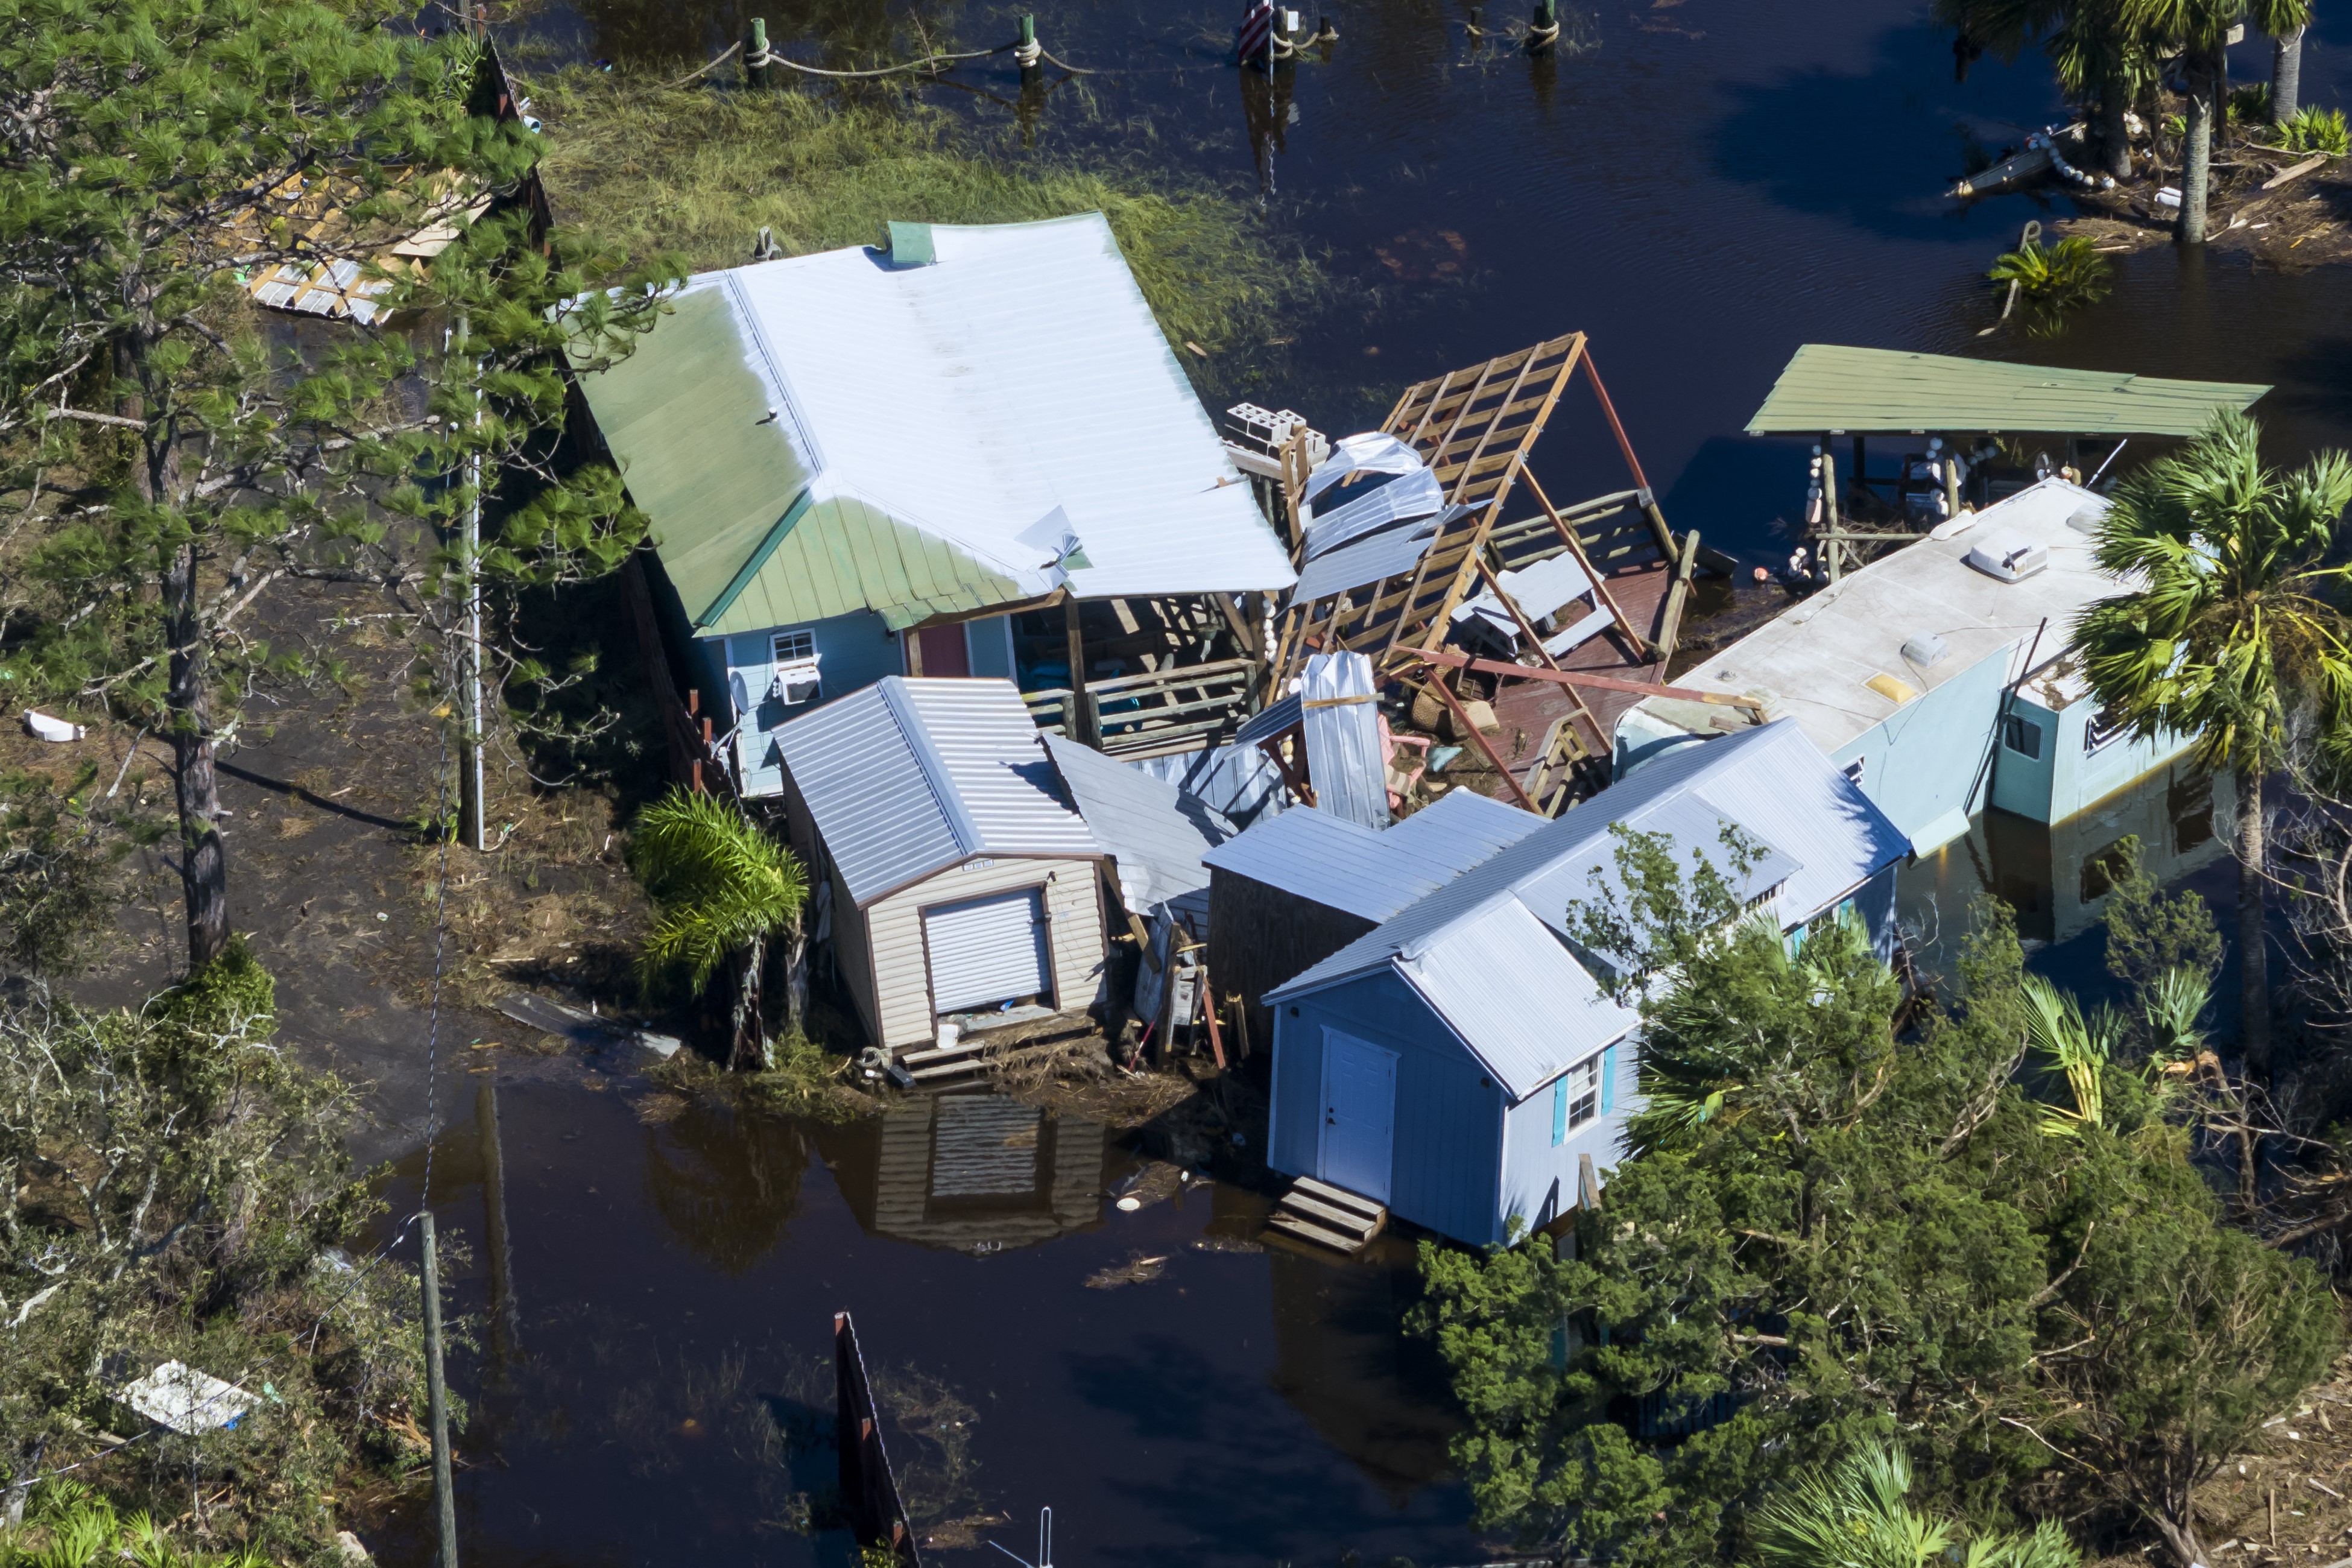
{"left": 1277, "top": 1192, "right": 1381, "bottom": 1239}
{"left": 900, "top": 1038, "right": 991, "bottom": 1069}
{"left": 1266, "top": 1212, "right": 1371, "bottom": 1255}
{"left": 1289, "top": 1175, "right": 1385, "bottom": 1222}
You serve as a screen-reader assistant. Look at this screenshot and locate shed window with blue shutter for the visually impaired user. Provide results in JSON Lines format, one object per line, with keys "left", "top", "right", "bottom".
{"left": 1552, "top": 1077, "right": 1567, "bottom": 1146}
{"left": 1601, "top": 1045, "right": 1617, "bottom": 1115}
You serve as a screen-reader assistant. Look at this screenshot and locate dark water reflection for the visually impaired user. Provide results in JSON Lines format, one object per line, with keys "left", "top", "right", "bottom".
{"left": 396, "top": 0, "right": 2352, "bottom": 1560}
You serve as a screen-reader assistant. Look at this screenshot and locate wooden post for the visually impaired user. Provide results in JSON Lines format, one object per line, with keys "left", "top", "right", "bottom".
{"left": 420, "top": 1212, "right": 459, "bottom": 1568}
{"left": 1819, "top": 439, "right": 1842, "bottom": 583}
{"left": 1656, "top": 528, "right": 1702, "bottom": 668}
{"left": 1063, "top": 596, "right": 1096, "bottom": 748}
{"left": 1851, "top": 435, "right": 1867, "bottom": 502}
{"left": 747, "top": 17, "right": 770, "bottom": 87}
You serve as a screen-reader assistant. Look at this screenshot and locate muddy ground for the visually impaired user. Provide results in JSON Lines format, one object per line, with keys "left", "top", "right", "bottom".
{"left": 2049, "top": 136, "right": 2352, "bottom": 269}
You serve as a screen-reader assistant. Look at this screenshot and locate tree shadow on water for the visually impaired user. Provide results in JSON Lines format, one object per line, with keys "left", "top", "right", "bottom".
{"left": 1707, "top": 19, "right": 2077, "bottom": 244}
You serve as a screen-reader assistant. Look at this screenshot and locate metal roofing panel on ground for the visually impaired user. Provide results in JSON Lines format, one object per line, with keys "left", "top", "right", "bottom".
{"left": 1267, "top": 720, "right": 1908, "bottom": 1007}
{"left": 1396, "top": 894, "right": 1639, "bottom": 1101}
{"left": 774, "top": 678, "right": 1098, "bottom": 906}
{"left": 1630, "top": 478, "right": 2120, "bottom": 760}
{"left": 1130, "top": 741, "right": 1294, "bottom": 827}
{"left": 1745, "top": 344, "right": 2269, "bottom": 437}
{"left": 601, "top": 215, "right": 1298, "bottom": 637}
{"left": 1301, "top": 653, "right": 1388, "bottom": 831}
{"left": 1043, "top": 733, "right": 1236, "bottom": 917}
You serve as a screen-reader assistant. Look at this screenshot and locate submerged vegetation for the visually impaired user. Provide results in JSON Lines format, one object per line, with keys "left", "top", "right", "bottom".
{"left": 1987, "top": 236, "right": 2114, "bottom": 335}
{"left": 530, "top": 74, "right": 1317, "bottom": 365}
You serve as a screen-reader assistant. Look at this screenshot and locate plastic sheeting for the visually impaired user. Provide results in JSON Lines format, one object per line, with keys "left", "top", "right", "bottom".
{"left": 1301, "top": 651, "right": 1388, "bottom": 831}
{"left": 1304, "top": 432, "right": 1425, "bottom": 505}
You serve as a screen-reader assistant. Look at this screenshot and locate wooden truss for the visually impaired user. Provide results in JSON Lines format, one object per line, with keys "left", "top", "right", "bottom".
{"left": 1269, "top": 334, "right": 1694, "bottom": 689}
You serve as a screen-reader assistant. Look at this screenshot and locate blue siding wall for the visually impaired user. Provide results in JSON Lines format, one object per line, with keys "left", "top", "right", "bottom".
{"left": 719, "top": 612, "right": 904, "bottom": 796}
{"left": 966, "top": 616, "right": 1015, "bottom": 680}
{"left": 1831, "top": 650, "right": 2008, "bottom": 852}
{"left": 1269, "top": 969, "right": 1504, "bottom": 1245}
{"left": 1497, "top": 1045, "right": 1636, "bottom": 1244}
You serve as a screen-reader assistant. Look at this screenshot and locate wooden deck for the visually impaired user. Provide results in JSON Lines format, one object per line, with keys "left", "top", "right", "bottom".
{"left": 1487, "top": 556, "right": 1674, "bottom": 771}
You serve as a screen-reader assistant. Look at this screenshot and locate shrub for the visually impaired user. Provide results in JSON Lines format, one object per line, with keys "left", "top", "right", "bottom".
{"left": 2281, "top": 106, "right": 2350, "bottom": 154}
{"left": 1987, "top": 236, "right": 2114, "bottom": 337}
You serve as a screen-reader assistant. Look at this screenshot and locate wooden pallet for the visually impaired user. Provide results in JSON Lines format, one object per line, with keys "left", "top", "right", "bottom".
{"left": 1265, "top": 1175, "right": 1388, "bottom": 1255}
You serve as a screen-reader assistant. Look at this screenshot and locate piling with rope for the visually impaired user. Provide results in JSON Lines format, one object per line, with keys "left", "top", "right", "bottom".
{"left": 745, "top": 17, "right": 771, "bottom": 87}
{"left": 1528, "top": 0, "right": 1560, "bottom": 49}
{"left": 1016, "top": 14, "right": 1042, "bottom": 84}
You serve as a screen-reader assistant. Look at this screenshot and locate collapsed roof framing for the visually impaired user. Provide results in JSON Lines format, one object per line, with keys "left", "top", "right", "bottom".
{"left": 1268, "top": 334, "right": 1689, "bottom": 688}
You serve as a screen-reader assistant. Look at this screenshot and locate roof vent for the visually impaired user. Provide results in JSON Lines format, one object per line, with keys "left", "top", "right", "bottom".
{"left": 2066, "top": 506, "right": 2105, "bottom": 535}
{"left": 1900, "top": 631, "right": 1949, "bottom": 668}
{"left": 884, "top": 221, "right": 937, "bottom": 267}
{"left": 1966, "top": 532, "right": 2048, "bottom": 583}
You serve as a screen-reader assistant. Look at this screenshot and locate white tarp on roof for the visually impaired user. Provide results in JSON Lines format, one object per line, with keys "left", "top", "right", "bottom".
{"left": 700, "top": 214, "right": 1297, "bottom": 601}
{"left": 772, "top": 677, "right": 1099, "bottom": 906}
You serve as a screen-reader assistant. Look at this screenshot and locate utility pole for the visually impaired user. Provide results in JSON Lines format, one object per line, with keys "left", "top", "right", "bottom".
{"left": 455, "top": 316, "right": 486, "bottom": 851}
{"left": 420, "top": 1212, "right": 460, "bottom": 1568}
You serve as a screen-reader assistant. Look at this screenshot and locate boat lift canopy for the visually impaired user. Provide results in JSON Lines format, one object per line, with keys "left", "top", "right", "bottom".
{"left": 1745, "top": 345, "right": 2269, "bottom": 438}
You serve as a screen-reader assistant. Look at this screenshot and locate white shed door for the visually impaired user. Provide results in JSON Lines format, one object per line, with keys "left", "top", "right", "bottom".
{"left": 924, "top": 890, "right": 1049, "bottom": 1014}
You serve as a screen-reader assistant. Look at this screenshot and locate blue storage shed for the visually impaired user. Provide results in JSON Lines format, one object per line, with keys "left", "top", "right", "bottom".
{"left": 1262, "top": 719, "right": 1911, "bottom": 1247}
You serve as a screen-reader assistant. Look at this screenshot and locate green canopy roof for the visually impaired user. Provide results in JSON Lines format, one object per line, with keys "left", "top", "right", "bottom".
{"left": 571, "top": 288, "right": 1024, "bottom": 636}
{"left": 1745, "top": 344, "right": 2269, "bottom": 438}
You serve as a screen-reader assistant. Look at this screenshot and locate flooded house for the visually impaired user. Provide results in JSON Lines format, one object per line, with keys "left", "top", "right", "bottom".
{"left": 768, "top": 675, "right": 1231, "bottom": 1052}
{"left": 1616, "top": 478, "right": 2199, "bottom": 855}
{"left": 567, "top": 213, "right": 1297, "bottom": 780}
{"left": 1256, "top": 719, "right": 1909, "bottom": 1251}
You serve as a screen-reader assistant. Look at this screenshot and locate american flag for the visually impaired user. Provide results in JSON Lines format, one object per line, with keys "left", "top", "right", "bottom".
{"left": 1237, "top": 0, "right": 1274, "bottom": 63}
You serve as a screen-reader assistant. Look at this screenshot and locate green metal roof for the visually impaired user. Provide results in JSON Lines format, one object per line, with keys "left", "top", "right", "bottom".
{"left": 1745, "top": 344, "right": 2269, "bottom": 438}
{"left": 571, "top": 287, "right": 1023, "bottom": 635}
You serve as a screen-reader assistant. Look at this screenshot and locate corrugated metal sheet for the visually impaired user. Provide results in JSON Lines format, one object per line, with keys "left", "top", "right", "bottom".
{"left": 1291, "top": 516, "right": 1443, "bottom": 604}
{"left": 1236, "top": 694, "right": 1301, "bottom": 745}
{"left": 1130, "top": 742, "right": 1292, "bottom": 827}
{"left": 1383, "top": 788, "right": 1544, "bottom": 867}
{"left": 1204, "top": 809, "right": 1444, "bottom": 921}
{"left": 1268, "top": 722, "right": 1909, "bottom": 1046}
{"left": 1745, "top": 344, "right": 2268, "bottom": 437}
{"left": 592, "top": 214, "right": 1297, "bottom": 638}
{"left": 1301, "top": 652, "right": 1388, "bottom": 830}
{"left": 1043, "top": 733, "right": 1236, "bottom": 917}
{"left": 1396, "top": 895, "right": 1639, "bottom": 1099}
{"left": 774, "top": 677, "right": 1099, "bottom": 906}
{"left": 1303, "top": 466, "right": 1444, "bottom": 559}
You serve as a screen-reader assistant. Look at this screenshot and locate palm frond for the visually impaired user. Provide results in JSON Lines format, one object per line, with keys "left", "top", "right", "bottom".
{"left": 2023, "top": 973, "right": 2117, "bottom": 1136}
{"left": 631, "top": 788, "right": 808, "bottom": 993}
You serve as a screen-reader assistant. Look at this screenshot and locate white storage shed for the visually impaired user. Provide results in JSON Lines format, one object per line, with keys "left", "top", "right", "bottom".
{"left": 771, "top": 677, "right": 1110, "bottom": 1050}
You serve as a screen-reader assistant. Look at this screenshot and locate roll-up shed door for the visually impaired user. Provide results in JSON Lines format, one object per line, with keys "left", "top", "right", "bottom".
{"left": 924, "top": 889, "right": 1049, "bottom": 1014}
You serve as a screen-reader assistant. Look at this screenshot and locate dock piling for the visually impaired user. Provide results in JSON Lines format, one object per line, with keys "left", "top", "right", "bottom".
{"left": 1016, "top": 15, "right": 1043, "bottom": 84}
{"left": 746, "top": 18, "right": 770, "bottom": 88}
{"left": 420, "top": 1212, "right": 459, "bottom": 1568}
{"left": 1529, "top": 0, "right": 1560, "bottom": 49}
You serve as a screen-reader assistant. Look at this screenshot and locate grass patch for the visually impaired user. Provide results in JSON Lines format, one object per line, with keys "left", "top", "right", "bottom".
{"left": 527, "top": 72, "right": 1316, "bottom": 362}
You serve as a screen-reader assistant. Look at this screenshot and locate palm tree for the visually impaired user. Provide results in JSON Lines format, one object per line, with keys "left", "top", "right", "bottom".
{"left": 2071, "top": 411, "right": 2352, "bottom": 1081}
{"left": 2255, "top": 0, "right": 2312, "bottom": 120}
{"left": 633, "top": 787, "right": 810, "bottom": 1069}
{"left": 2125, "top": 0, "right": 2311, "bottom": 241}
{"left": 1750, "top": 1441, "right": 2079, "bottom": 1568}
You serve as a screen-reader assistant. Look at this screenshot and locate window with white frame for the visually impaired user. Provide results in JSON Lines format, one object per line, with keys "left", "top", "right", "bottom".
{"left": 769, "top": 628, "right": 821, "bottom": 707}
{"left": 1552, "top": 1054, "right": 1601, "bottom": 1145}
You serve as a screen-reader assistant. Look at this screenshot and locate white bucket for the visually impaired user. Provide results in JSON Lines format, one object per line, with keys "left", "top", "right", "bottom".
{"left": 935, "top": 1022, "right": 960, "bottom": 1051}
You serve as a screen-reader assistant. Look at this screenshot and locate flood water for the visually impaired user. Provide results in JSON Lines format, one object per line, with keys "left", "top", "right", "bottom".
{"left": 384, "top": 1, "right": 2352, "bottom": 1563}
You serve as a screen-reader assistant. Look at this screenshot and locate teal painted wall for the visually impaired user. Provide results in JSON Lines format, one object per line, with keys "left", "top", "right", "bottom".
{"left": 1830, "top": 651, "right": 2009, "bottom": 846}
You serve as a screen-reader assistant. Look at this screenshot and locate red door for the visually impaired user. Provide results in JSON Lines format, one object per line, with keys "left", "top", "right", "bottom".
{"left": 911, "top": 624, "right": 971, "bottom": 678}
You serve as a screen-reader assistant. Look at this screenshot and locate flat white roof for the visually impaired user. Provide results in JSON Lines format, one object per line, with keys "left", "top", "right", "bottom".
{"left": 1636, "top": 478, "right": 2114, "bottom": 756}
